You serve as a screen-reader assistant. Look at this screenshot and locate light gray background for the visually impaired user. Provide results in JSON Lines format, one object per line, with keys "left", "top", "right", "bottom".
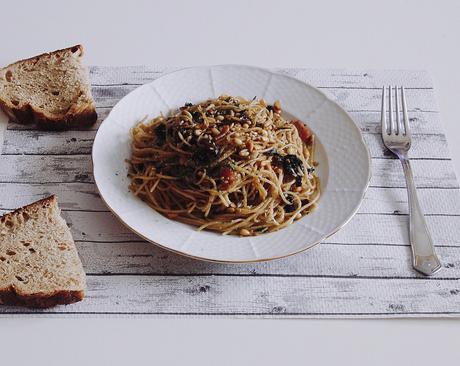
{"left": 1, "top": 0, "right": 459, "bottom": 364}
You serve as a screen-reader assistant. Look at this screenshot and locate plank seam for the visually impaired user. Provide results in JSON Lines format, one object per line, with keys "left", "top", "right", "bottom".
{"left": 82, "top": 273, "right": 459, "bottom": 280}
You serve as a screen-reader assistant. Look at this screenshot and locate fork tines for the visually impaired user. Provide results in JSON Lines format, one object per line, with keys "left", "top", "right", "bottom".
{"left": 381, "top": 86, "right": 410, "bottom": 137}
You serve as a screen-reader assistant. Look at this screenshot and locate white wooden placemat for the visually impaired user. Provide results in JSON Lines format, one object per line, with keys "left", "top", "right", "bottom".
{"left": 1, "top": 67, "right": 459, "bottom": 318}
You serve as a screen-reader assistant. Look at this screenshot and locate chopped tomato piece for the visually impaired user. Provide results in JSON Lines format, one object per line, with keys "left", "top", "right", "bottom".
{"left": 292, "top": 120, "right": 312, "bottom": 144}
{"left": 219, "top": 167, "right": 235, "bottom": 190}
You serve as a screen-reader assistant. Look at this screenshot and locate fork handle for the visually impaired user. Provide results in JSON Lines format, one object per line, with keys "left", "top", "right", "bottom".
{"left": 400, "top": 157, "right": 442, "bottom": 275}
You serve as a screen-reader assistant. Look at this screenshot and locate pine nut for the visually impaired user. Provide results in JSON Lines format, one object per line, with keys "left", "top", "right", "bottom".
{"left": 246, "top": 140, "right": 255, "bottom": 152}
{"left": 239, "top": 149, "right": 250, "bottom": 157}
{"left": 239, "top": 228, "right": 251, "bottom": 236}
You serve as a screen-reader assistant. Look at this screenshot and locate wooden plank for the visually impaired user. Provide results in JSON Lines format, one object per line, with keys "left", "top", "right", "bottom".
{"left": 363, "top": 133, "right": 449, "bottom": 160}
{"left": 90, "top": 85, "right": 136, "bottom": 108}
{"left": 370, "top": 159, "right": 458, "bottom": 188}
{"left": 1, "top": 129, "right": 450, "bottom": 160}
{"left": 0, "top": 83, "right": 428, "bottom": 115}
{"left": 2, "top": 130, "right": 96, "bottom": 155}
{"left": 14, "top": 83, "right": 424, "bottom": 113}
{"left": 6, "top": 108, "right": 441, "bottom": 137}
{"left": 89, "top": 65, "right": 167, "bottom": 85}
{"left": 359, "top": 187, "right": 460, "bottom": 215}
{"left": 2, "top": 206, "right": 458, "bottom": 247}
{"left": 76, "top": 241, "right": 460, "bottom": 279}
{"left": 330, "top": 214, "right": 460, "bottom": 246}
{"left": 56, "top": 210, "right": 460, "bottom": 246}
{"left": 1, "top": 275, "right": 458, "bottom": 315}
{"left": 88, "top": 66, "right": 434, "bottom": 89}
{"left": 88, "top": 68, "right": 438, "bottom": 111}
{"left": 87, "top": 84, "right": 438, "bottom": 112}
{"left": 287, "top": 69, "right": 434, "bottom": 89}
{"left": 320, "top": 87, "right": 437, "bottom": 112}
{"left": 0, "top": 155, "right": 93, "bottom": 183}
{"left": 0, "top": 183, "right": 105, "bottom": 211}
{"left": 1, "top": 185, "right": 459, "bottom": 216}
{"left": 352, "top": 111, "right": 440, "bottom": 135}
{"left": 0, "top": 154, "right": 456, "bottom": 188}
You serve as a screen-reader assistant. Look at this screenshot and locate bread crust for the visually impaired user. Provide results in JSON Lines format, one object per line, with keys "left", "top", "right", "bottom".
{"left": 2, "top": 45, "right": 85, "bottom": 69}
{"left": 0, "top": 287, "right": 84, "bottom": 309}
{"left": 0, "top": 45, "right": 97, "bottom": 130}
{"left": 0, "top": 195, "right": 56, "bottom": 224}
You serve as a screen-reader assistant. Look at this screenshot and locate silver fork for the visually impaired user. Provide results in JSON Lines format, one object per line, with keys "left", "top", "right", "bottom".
{"left": 381, "top": 86, "right": 442, "bottom": 276}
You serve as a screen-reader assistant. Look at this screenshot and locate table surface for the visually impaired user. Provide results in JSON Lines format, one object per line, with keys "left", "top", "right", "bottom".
{"left": 1, "top": 0, "right": 460, "bottom": 364}
{"left": 2, "top": 66, "right": 460, "bottom": 318}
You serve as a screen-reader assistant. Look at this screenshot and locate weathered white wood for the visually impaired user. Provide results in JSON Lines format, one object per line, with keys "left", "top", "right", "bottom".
{"left": 1, "top": 129, "right": 450, "bottom": 160}
{"left": 320, "top": 87, "right": 437, "bottom": 112}
{"left": 90, "top": 85, "right": 137, "bottom": 108}
{"left": 76, "top": 241, "right": 460, "bottom": 278}
{"left": 287, "top": 68, "right": 434, "bottom": 89}
{"left": 6, "top": 109, "right": 441, "bottom": 138}
{"left": 87, "top": 84, "right": 438, "bottom": 112}
{"left": 2, "top": 66, "right": 459, "bottom": 318}
{"left": 1, "top": 275, "right": 459, "bottom": 315}
{"left": 0, "top": 183, "right": 105, "bottom": 211}
{"left": 359, "top": 187, "right": 460, "bottom": 215}
{"left": 0, "top": 83, "right": 429, "bottom": 115}
{"left": 0, "top": 155, "right": 456, "bottom": 188}
{"left": 88, "top": 66, "right": 434, "bottom": 89}
{"left": 369, "top": 158, "right": 458, "bottom": 188}
{"left": 1, "top": 185, "right": 459, "bottom": 216}
{"left": 89, "top": 65, "right": 168, "bottom": 85}
{"left": 351, "top": 111, "right": 441, "bottom": 135}
{"left": 50, "top": 210, "right": 460, "bottom": 246}
{"left": 0, "top": 155, "right": 93, "bottom": 183}
{"left": 5, "top": 83, "right": 418, "bottom": 115}
{"left": 2, "top": 130, "right": 96, "bottom": 155}
{"left": 329, "top": 214, "right": 460, "bottom": 246}
{"left": 363, "top": 133, "right": 449, "bottom": 159}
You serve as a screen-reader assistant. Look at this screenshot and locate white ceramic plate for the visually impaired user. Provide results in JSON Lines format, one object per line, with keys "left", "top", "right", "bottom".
{"left": 92, "top": 65, "right": 371, "bottom": 263}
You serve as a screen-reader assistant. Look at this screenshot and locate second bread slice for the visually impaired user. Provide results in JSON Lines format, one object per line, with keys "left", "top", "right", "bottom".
{"left": 0, "top": 196, "right": 86, "bottom": 308}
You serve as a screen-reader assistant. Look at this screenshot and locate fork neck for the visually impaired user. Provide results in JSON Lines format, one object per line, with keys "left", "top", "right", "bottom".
{"left": 396, "top": 151, "right": 408, "bottom": 161}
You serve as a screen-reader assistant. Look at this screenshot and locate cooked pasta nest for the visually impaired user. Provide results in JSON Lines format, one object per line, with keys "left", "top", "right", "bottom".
{"left": 128, "top": 95, "right": 320, "bottom": 236}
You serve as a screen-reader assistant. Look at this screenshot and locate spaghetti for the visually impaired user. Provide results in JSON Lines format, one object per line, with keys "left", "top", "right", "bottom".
{"left": 128, "top": 95, "right": 320, "bottom": 236}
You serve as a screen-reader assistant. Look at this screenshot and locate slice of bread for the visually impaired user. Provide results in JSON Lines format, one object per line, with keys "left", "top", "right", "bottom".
{"left": 0, "top": 196, "right": 86, "bottom": 308}
{"left": 0, "top": 45, "right": 97, "bottom": 130}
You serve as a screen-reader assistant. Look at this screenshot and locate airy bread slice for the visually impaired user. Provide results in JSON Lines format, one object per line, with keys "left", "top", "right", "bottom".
{"left": 0, "top": 45, "right": 97, "bottom": 130}
{"left": 0, "top": 196, "right": 86, "bottom": 308}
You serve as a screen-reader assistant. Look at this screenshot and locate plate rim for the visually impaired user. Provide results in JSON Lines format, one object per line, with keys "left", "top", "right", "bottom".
{"left": 92, "top": 64, "right": 372, "bottom": 263}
